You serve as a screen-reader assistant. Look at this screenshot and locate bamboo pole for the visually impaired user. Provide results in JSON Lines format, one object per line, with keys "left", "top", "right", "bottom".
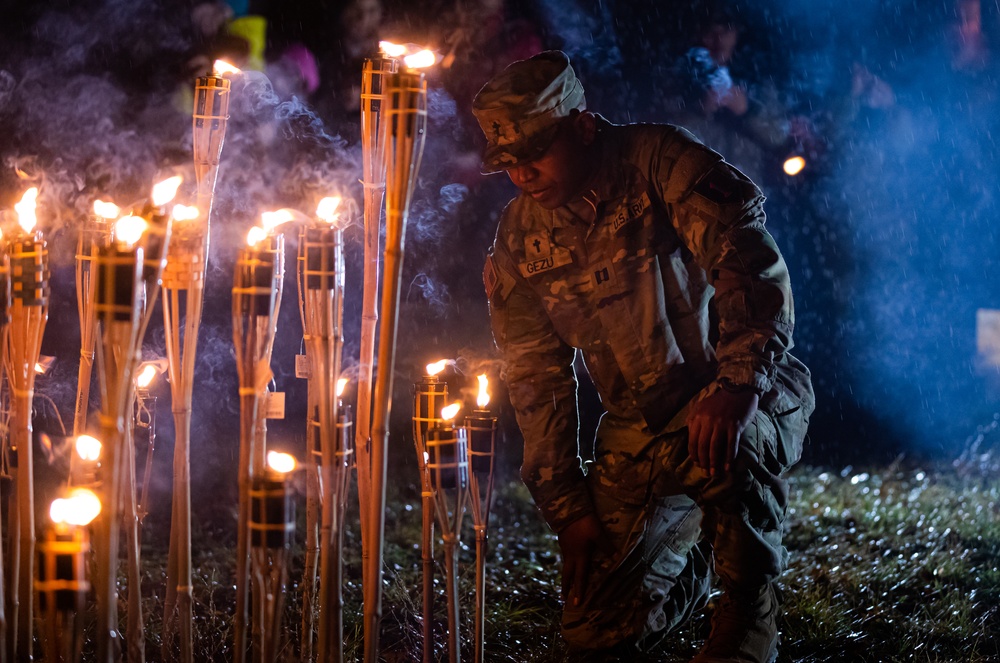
{"left": 159, "top": 64, "right": 232, "bottom": 663}
{"left": 465, "top": 398, "right": 497, "bottom": 663}
{"left": 413, "top": 369, "right": 448, "bottom": 662}
{"left": 92, "top": 237, "right": 144, "bottom": 663}
{"left": 297, "top": 203, "right": 351, "bottom": 663}
{"left": 5, "top": 218, "right": 50, "bottom": 662}
{"left": 366, "top": 69, "right": 428, "bottom": 663}
{"left": 427, "top": 414, "right": 469, "bottom": 663}
{"left": 73, "top": 213, "right": 109, "bottom": 440}
{"left": 232, "top": 231, "right": 283, "bottom": 663}
{"left": 0, "top": 252, "right": 11, "bottom": 662}
{"left": 356, "top": 56, "right": 396, "bottom": 578}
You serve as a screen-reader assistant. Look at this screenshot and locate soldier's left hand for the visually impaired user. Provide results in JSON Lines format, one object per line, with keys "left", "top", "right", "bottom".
{"left": 686, "top": 388, "right": 759, "bottom": 476}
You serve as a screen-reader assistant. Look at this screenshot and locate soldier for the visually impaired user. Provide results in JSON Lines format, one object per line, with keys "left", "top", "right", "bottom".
{"left": 473, "top": 51, "right": 814, "bottom": 663}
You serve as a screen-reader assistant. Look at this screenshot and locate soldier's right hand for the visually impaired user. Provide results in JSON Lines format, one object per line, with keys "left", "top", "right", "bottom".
{"left": 557, "top": 513, "right": 612, "bottom": 607}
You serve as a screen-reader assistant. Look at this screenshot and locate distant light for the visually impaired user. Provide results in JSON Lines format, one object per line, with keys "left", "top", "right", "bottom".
{"left": 50, "top": 488, "right": 102, "bottom": 526}
{"left": 267, "top": 451, "right": 297, "bottom": 474}
{"left": 783, "top": 156, "right": 806, "bottom": 176}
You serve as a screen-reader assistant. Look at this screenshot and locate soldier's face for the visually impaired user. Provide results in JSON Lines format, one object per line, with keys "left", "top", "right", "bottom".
{"left": 506, "top": 116, "right": 595, "bottom": 209}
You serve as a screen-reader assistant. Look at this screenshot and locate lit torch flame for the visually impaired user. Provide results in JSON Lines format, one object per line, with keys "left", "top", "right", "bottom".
{"left": 93, "top": 199, "right": 120, "bottom": 220}
{"left": 213, "top": 60, "right": 241, "bottom": 77}
{"left": 476, "top": 374, "right": 490, "bottom": 409}
{"left": 50, "top": 488, "right": 102, "bottom": 527}
{"left": 246, "top": 226, "right": 267, "bottom": 248}
{"left": 15, "top": 187, "right": 38, "bottom": 234}
{"left": 426, "top": 359, "right": 447, "bottom": 377}
{"left": 783, "top": 156, "right": 806, "bottom": 177}
{"left": 171, "top": 204, "right": 199, "bottom": 221}
{"left": 260, "top": 209, "right": 295, "bottom": 234}
{"left": 336, "top": 377, "right": 349, "bottom": 398}
{"left": 379, "top": 41, "right": 407, "bottom": 58}
{"left": 136, "top": 364, "right": 158, "bottom": 389}
{"left": 441, "top": 401, "right": 462, "bottom": 422}
{"left": 75, "top": 435, "right": 102, "bottom": 462}
{"left": 114, "top": 215, "right": 148, "bottom": 249}
{"left": 152, "top": 175, "right": 183, "bottom": 208}
{"left": 316, "top": 196, "right": 342, "bottom": 225}
{"left": 267, "top": 451, "right": 297, "bottom": 474}
{"left": 404, "top": 49, "right": 436, "bottom": 70}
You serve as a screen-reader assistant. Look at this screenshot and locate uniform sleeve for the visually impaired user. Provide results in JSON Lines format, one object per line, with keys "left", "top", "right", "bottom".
{"left": 650, "top": 130, "right": 795, "bottom": 395}
{"left": 485, "top": 225, "right": 593, "bottom": 532}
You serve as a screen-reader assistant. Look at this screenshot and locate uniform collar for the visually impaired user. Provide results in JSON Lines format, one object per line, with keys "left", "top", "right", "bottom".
{"left": 549, "top": 115, "right": 626, "bottom": 227}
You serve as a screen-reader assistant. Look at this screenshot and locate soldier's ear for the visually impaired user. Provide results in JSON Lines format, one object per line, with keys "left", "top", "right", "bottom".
{"left": 572, "top": 111, "right": 598, "bottom": 146}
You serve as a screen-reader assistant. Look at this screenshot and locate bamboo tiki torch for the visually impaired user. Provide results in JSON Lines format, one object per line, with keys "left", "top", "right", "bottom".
{"left": 73, "top": 201, "right": 115, "bottom": 439}
{"left": 232, "top": 222, "right": 283, "bottom": 663}
{"left": 296, "top": 197, "right": 351, "bottom": 663}
{"left": 366, "top": 56, "right": 429, "bottom": 663}
{"left": 92, "top": 214, "right": 147, "bottom": 663}
{"left": 427, "top": 402, "right": 469, "bottom": 663}
{"left": 36, "top": 488, "right": 100, "bottom": 663}
{"left": 356, "top": 51, "right": 396, "bottom": 574}
{"left": 465, "top": 375, "right": 498, "bottom": 663}
{"left": 121, "top": 178, "right": 178, "bottom": 663}
{"left": 249, "top": 451, "right": 296, "bottom": 663}
{"left": 159, "top": 60, "right": 234, "bottom": 663}
{"left": 6, "top": 186, "right": 50, "bottom": 662}
{"left": 413, "top": 359, "right": 448, "bottom": 662}
{"left": 0, "top": 248, "right": 11, "bottom": 661}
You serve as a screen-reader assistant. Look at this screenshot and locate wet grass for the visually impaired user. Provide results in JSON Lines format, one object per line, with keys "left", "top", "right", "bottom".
{"left": 101, "top": 460, "right": 1000, "bottom": 662}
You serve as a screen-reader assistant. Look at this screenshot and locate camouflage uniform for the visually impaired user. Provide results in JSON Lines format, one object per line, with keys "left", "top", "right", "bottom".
{"left": 484, "top": 117, "right": 814, "bottom": 652}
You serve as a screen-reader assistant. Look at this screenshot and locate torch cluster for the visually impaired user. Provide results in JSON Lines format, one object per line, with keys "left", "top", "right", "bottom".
{"left": 0, "top": 41, "right": 502, "bottom": 663}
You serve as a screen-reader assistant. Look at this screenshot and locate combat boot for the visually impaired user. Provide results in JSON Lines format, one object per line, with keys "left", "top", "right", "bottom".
{"left": 688, "top": 581, "right": 780, "bottom": 663}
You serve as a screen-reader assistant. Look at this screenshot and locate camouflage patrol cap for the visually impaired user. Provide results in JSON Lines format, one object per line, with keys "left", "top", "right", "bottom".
{"left": 472, "top": 50, "right": 586, "bottom": 174}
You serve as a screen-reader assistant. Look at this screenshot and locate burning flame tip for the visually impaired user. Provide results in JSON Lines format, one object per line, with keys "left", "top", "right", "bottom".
{"left": 93, "top": 199, "right": 120, "bottom": 220}
{"left": 426, "top": 359, "right": 448, "bottom": 376}
{"left": 267, "top": 451, "right": 297, "bottom": 474}
{"left": 316, "top": 196, "right": 342, "bottom": 224}
{"left": 171, "top": 204, "right": 199, "bottom": 222}
{"left": 15, "top": 187, "right": 39, "bottom": 234}
{"left": 213, "top": 59, "right": 241, "bottom": 76}
{"left": 441, "top": 401, "right": 462, "bottom": 421}
{"left": 75, "top": 435, "right": 102, "bottom": 462}
{"left": 50, "top": 488, "right": 102, "bottom": 527}
{"left": 114, "top": 215, "right": 148, "bottom": 248}
{"left": 152, "top": 176, "right": 183, "bottom": 207}
{"left": 477, "top": 374, "right": 490, "bottom": 408}
{"left": 336, "top": 377, "right": 349, "bottom": 398}
{"left": 246, "top": 225, "right": 268, "bottom": 248}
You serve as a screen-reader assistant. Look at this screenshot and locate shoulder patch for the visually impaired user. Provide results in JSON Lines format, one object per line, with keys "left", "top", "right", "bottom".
{"left": 692, "top": 165, "right": 741, "bottom": 204}
{"left": 483, "top": 254, "right": 500, "bottom": 299}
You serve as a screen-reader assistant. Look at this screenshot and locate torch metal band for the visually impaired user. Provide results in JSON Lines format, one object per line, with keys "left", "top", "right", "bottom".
{"left": 466, "top": 414, "right": 497, "bottom": 475}
{"left": 426, "top": 425, "right": 469, "bottom": 490}
{"left": 300, "top": 226, "right": 343, "bottom": 291}
{"left": 234, "top": 249, "right": 278, "bottom": 317}
{"left": 250, "top": 476, "right": 294, "bottom": 548}
{"left": 36, "top": 528, "right": 90, "bottom": 611}
{"left": 94, "top": 246, "right": 141, "bottom": 321}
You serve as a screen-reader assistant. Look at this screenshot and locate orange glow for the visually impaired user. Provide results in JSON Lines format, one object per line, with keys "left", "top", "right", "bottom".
{"left": 336, "top": 377, "right": 349, "bottom": 398}
{"left": 213, "top": 59, "right": 241, "bottom": 76}
{"left": 441, "top": 401, "right": 462, "bottom": 421}
{"left": 50, "top": 488, "right": 102, "bottom": 527}
{"left": 136, "top": 364, "right": 158, "bottom": 389}
{"left": 379, "top": 41, "right": 407, "bottom": 58}
{"left": 260, "top": 209, "right": 295, "bottom": 233}
{"left": 93, "top": 199, "right": 120, "bottom": 220}
{"left": 171, "top": 204, "right": 199, "bottom": 221}
{"left": 152, "top": 175, "right": 183, "bottom": 207}
{"left": 316, "top": 196, "right": 342, "bottom": 224}
{"left": 783, "top": 156, "right": 806, "bottom": 176}
{"left": 404, "top": 49, "right": 436, "bottom": 69}
{"left": 476, "top": 374, "right": 490, "bottom": 409}
{"left": 15, "top": 187, "right": 38, "bottom": 234}
{"left": 246, "top": 226, "right": 267, "bottom": 248}
{"left": 114, "top": 215, "right": 148, "bottom": 248}
{"left": 75, "top": 435, "right": 102, "bottom": 462}
{"left": 426, "top": 359, "right": 447, "bottom": 376}
{"left": 267, "top": 451, "right": 297, "bottom": 474}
